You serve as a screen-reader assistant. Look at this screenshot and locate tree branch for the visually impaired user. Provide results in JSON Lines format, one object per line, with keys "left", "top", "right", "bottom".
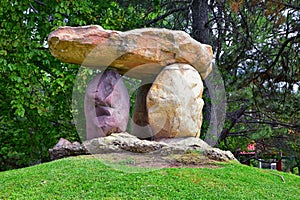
{"left": 30, "top": 4, "right": 38, "bottom": 14}
{"left": 270, "top": 172, "right": 285, "bottom": 183}
{"left": 145, "top": 5, "right": 190, "bottom": 26}
{"left": 228, "top": 129, "right": 258, "bottom": 136}
{"left": 143, "top": 0, "right": 191, "bottom": 20}
{"left": 248, "top": 35, "right": 300, "bottom": 85}
{"left": 219, "top": 102, "right": 249, "bottom": 141}
{"left": 269, "top": 0, "right": 300, "bottom": 10}
{"left": 34, "top": 0, "right": 46, "bottom": 6}
{"left": 241, "top": 119, "right": 300, "bottom": 129}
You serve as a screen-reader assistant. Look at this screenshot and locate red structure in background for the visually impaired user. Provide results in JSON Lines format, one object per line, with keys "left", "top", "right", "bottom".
{"left": 277, "top": 159, "right": 282, "bottom": 171}
{"left": 238, "top": 143, "right": 282, "bottom": 171}
{"left": 240, "top": 143, "right": 256, "bottom": 155}
{"left": 239, "top": 143, "right": 256, "bottom": 166}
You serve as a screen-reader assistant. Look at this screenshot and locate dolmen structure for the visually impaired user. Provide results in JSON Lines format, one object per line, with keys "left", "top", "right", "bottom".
{"left": 48, "top": 25, "right": 213, "bottom": 141}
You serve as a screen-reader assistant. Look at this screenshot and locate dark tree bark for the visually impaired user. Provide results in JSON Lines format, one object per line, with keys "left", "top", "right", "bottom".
{"left": 191, "top": 0, "right": 210, "bottom": 45}
{"left": 192, "top": 0, "right": 215, "bottom": 144}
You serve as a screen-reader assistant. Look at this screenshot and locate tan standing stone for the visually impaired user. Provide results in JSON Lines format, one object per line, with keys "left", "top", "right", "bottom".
{"left": 146, "top": 63, "right": 204, "bottom": 139}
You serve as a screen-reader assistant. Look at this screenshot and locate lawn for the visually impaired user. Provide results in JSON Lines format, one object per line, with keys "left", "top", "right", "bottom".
{"left": 0, "top": 156, "right": 299, "bottom": 200}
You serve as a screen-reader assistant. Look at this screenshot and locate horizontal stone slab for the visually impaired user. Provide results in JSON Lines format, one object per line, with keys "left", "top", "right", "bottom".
{"left": 48, "top": 25, "right": 213, "bottom": 79}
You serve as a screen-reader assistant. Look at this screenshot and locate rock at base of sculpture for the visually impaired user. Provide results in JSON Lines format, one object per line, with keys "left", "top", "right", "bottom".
{"left": 146, "top": 63, "right": 204, "bottom": 139}
{"left": 84, "top": 69, "right": 130, "bottom": 140}
{"left": 83, "top": 132, "right": 238, "bottom": 162}
{"left": 49, "top": 138, "right": 89, "bottom": 160}
{"left": 48, "top": 133, "right": 237, "bottom": 163}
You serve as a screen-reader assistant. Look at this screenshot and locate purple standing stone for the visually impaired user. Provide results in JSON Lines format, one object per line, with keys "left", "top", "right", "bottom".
{"left": 84, "top": 69, "right": 130, "bottom": 140}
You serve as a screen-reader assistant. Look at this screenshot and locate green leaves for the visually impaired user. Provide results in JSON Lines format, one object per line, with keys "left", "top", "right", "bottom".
{"left": 1, "top": 0, "right": 159, "bottom": 171}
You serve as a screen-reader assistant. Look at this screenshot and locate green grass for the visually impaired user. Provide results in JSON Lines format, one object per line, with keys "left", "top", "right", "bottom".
{"left": 1, "top": 156, "right": 299, "bottom": 200}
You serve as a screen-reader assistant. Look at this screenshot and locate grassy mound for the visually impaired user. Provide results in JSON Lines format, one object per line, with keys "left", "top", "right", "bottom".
{"left": 1, "top": 156, "right": 299, "bottom": 199}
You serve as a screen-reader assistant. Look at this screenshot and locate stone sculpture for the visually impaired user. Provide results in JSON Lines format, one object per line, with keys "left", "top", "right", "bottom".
{"left": 84, "top": 69, "right": 130, "bottom": 140}
{"left": 48, "top": 25, "right": 213, "bottom": 140}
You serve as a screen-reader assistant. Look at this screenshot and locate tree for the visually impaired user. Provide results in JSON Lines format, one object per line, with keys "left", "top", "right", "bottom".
{"left": 0, "top": 0, "right": 88, "bottom": 170}
{"left": 0, "top": 0, "right": 148, "bottom": 171}
{"left": 122, "top": 0, "right": 299, "bottom": 173}
{"left": 211, "top": 1, "right": 299, "bottom": 170}
{"left": 199, "top": 0, "right": 299, "bottom": 173}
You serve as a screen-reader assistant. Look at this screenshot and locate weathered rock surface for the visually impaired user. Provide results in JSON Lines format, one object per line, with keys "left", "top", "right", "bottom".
{"left": 131, "top": 83, "right": 153, "bottom": 139}
{"left": 146, "top": 63, "right": 204, "bottom": 139}
{"left": 84, "top": 132, "right": 166, "bottom": 154}
{"left": 159, "top": 137, "right": 212, "bottom": 150}
{"left": 49, "top": 138, "right": 89, "bottom": 160}
{"left": 49, "top": 134, "right": 237, "bottom": 163}
{"left": 83, "top": 132, "right": 237, "bottom": 162}
{"left": 48, "top": 25, "right": 213, "bottom": 80}
{"left": 203, "top": 148, "right": 237, "bottom": 162}
{"left": 84, "top": 69, "right": 130, "bottom": 140}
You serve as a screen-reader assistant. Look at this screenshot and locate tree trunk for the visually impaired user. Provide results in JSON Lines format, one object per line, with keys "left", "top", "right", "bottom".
{"left": 192, "top": 0, "right": 214, "bottom": 144}
{"left": 192, "top": 0, "right": 210, "bottom": 45}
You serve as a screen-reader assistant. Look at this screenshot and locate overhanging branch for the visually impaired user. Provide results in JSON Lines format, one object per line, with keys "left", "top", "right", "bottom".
{"left": 145, "top": 5, "right": 190, "bottom": 26}
{"left": 34, "top": 0, "right": 46, "bottom": 6}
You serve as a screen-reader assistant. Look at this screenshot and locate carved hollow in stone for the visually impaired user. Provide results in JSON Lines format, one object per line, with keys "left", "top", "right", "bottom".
{"left": 131, "top": 83, "right": 153, "bottom": 139}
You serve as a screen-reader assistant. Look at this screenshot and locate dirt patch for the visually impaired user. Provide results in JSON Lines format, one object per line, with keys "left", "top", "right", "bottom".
{"left": 80, "top": 151, "right": 223, "bottom": 169}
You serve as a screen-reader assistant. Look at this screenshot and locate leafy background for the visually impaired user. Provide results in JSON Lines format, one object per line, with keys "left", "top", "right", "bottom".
{"left": 0, "top": 0, "right": 299, "bottom": 173}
